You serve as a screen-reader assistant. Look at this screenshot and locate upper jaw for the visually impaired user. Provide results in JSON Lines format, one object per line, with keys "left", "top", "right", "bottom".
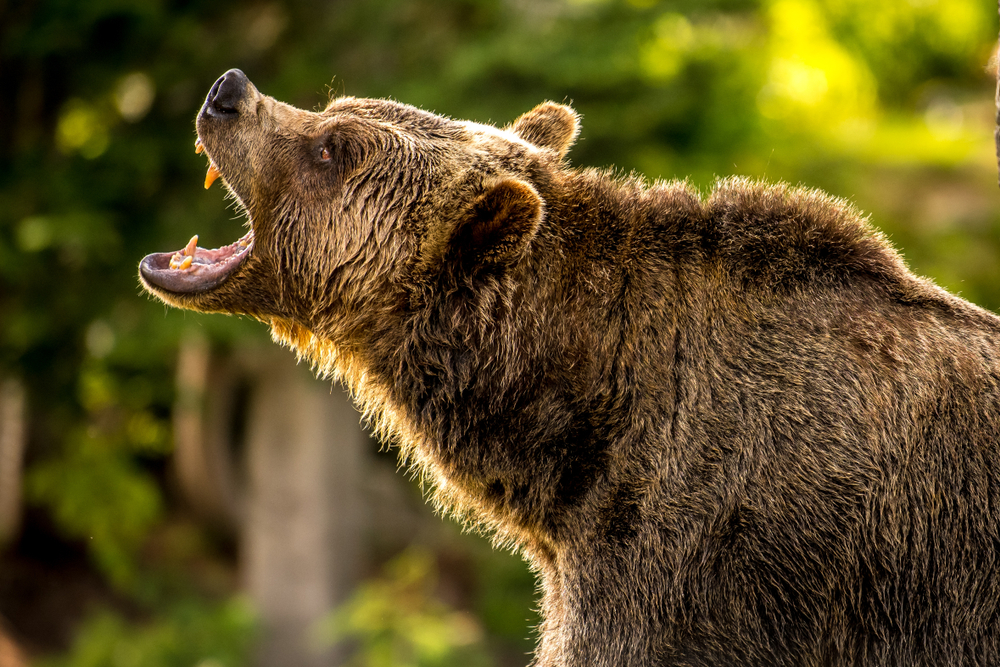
{"left": 193, "top": 68, "right": 264, "bottom": 212}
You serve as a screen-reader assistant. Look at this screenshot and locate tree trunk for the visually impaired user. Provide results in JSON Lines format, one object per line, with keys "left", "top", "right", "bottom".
{"left": 241, "top": 348, "right": 367, "bottom": 667}
{"left": 172, "top": 337, "right": 370, "bottom": 666}
{"left": 173, "top": 332, "right": 244, "bottom": 531}
{"left": 0, "top": 378, "right": 25, "bottom": 549}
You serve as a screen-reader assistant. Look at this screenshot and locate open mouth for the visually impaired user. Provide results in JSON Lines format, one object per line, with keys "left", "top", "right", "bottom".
{"left": 139, "top": 138, "right": 253, "bottom": 294}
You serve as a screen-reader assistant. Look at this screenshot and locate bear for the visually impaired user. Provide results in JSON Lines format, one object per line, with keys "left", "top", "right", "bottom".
{"left": 140, "top": 69, "right": 1000, "bottom": 666}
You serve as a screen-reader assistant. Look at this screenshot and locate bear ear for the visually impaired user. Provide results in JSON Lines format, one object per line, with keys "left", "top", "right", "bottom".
{"left": 510, "top": 102, "right": 580, "bottom": 159}
{"left": 451, "top": 179, "right": 544, "bottom": 267}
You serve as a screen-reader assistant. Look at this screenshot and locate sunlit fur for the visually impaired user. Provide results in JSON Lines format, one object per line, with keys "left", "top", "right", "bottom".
{"left": 142, "top": 75, "right": 1000, "bottom": 666}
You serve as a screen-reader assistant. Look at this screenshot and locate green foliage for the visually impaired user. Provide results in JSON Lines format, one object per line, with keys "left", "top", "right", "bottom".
{"left": 26, "top": 427, "right": 163, "bottom": 591}
{"left": 23, "top": 357, "right": 172, "bottom": 591}
{"left": 470, "top": 540, "right": 539, "bottom": 652}
{"left": 823, "top": 0, "right": 993, "bottom": 105}
{"left": 316, "top": 549, "right": 494, "bottom": 667}
{"left": 38, "top": 598, "right": 258, "bottom": 667}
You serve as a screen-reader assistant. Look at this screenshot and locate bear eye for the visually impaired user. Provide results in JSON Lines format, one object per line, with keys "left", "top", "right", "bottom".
{"left": 319, "top": 146, "right": 332, "bottom": 162}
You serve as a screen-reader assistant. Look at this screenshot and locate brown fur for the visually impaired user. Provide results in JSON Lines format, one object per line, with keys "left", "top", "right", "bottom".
{"left": 141, "top": 70, "right": 1000, "bottom": 666}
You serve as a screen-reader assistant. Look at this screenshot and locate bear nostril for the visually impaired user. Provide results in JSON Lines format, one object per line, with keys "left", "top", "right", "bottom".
{"left": 206, "top": 69, "right": 249, "bottom": 117}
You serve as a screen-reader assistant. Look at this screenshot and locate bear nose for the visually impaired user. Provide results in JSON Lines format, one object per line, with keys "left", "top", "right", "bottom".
{"left": 204, "top": 69, "right": 249, "bottom": 117}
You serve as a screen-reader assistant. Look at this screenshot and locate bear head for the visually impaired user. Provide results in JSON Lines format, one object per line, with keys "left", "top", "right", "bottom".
{"left": 139, "top": 70, "right": 580, "bottom": 353}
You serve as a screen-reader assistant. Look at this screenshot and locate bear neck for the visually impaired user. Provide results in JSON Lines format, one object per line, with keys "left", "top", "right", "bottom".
{"left": 345, "top": 171, "right": 708, "bottom": 555}
{"left": 273, "top": 172, "right": 926, "bottom": 560}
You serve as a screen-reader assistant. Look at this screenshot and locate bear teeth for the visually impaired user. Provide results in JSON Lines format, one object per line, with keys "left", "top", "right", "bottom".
{"left": 195, "top": 137, "right": 221, "bottom": 188}
{"left": 168, "top": 235, "right": 199, "bottom": 271}
{"left": 204, "top": 162, "right": 221, "bottom": 189}
{"left": 168, "top": 253, "right": 192, "bottom": 270}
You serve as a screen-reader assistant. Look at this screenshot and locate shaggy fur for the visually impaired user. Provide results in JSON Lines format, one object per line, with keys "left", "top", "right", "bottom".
{"left": 141, "top": 70, "right": 1000, "bottom": 666}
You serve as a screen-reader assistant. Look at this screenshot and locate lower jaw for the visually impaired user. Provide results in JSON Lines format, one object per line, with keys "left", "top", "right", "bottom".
{"left": 140, "top": 229, "right": 253, "bottom": 295}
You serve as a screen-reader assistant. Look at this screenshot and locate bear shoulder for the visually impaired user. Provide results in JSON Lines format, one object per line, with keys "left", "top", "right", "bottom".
{"left": 705, "top": 177, "right": 905, "bottom": 289}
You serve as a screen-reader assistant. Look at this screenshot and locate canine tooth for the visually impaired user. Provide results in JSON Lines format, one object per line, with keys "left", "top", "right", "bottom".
{"left": 204, "top": 163, "right": 221, "bottom": 189}
{"left": 195, "top": 138, "right": 204, "bottom": 154}
{"left": 178, "top": 255, "right": 193, "bottom": 270}
{"left": 185, "top": 235, "right": 198, "bottom": 256}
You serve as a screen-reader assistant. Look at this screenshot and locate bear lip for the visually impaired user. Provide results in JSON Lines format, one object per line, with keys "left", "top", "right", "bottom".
{"left": 140, "top": 232, "right": 253, "bottom": 294}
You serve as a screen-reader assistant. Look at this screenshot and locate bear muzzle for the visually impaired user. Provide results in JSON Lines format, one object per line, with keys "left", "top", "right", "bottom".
{"left": 138, "top": 70, "right": 261, "bottom": 297}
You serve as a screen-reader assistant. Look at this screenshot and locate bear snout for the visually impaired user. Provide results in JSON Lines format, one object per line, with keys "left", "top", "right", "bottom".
{"left": 202, "top": 68, "right": 249, "bottom": 119}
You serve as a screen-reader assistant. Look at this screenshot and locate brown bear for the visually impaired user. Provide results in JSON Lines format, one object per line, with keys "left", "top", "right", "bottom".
{"left": 140, "top": 69, "right": 1000, "bottom": 666}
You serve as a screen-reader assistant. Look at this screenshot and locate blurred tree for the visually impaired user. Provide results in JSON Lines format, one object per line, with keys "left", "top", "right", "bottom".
{"left": 38, "top": 598, "right": 257, "bottom": 667}
{"left": 1, "top": 0, "right": 998, "bottom": 664}
{"left": 315, "top": 548, "right": 493, "bottom": 667}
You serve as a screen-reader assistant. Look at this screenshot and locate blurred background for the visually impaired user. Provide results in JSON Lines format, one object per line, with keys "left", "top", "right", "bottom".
{"left": 1, "top": 0, "right": 999, "bottom": 665}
